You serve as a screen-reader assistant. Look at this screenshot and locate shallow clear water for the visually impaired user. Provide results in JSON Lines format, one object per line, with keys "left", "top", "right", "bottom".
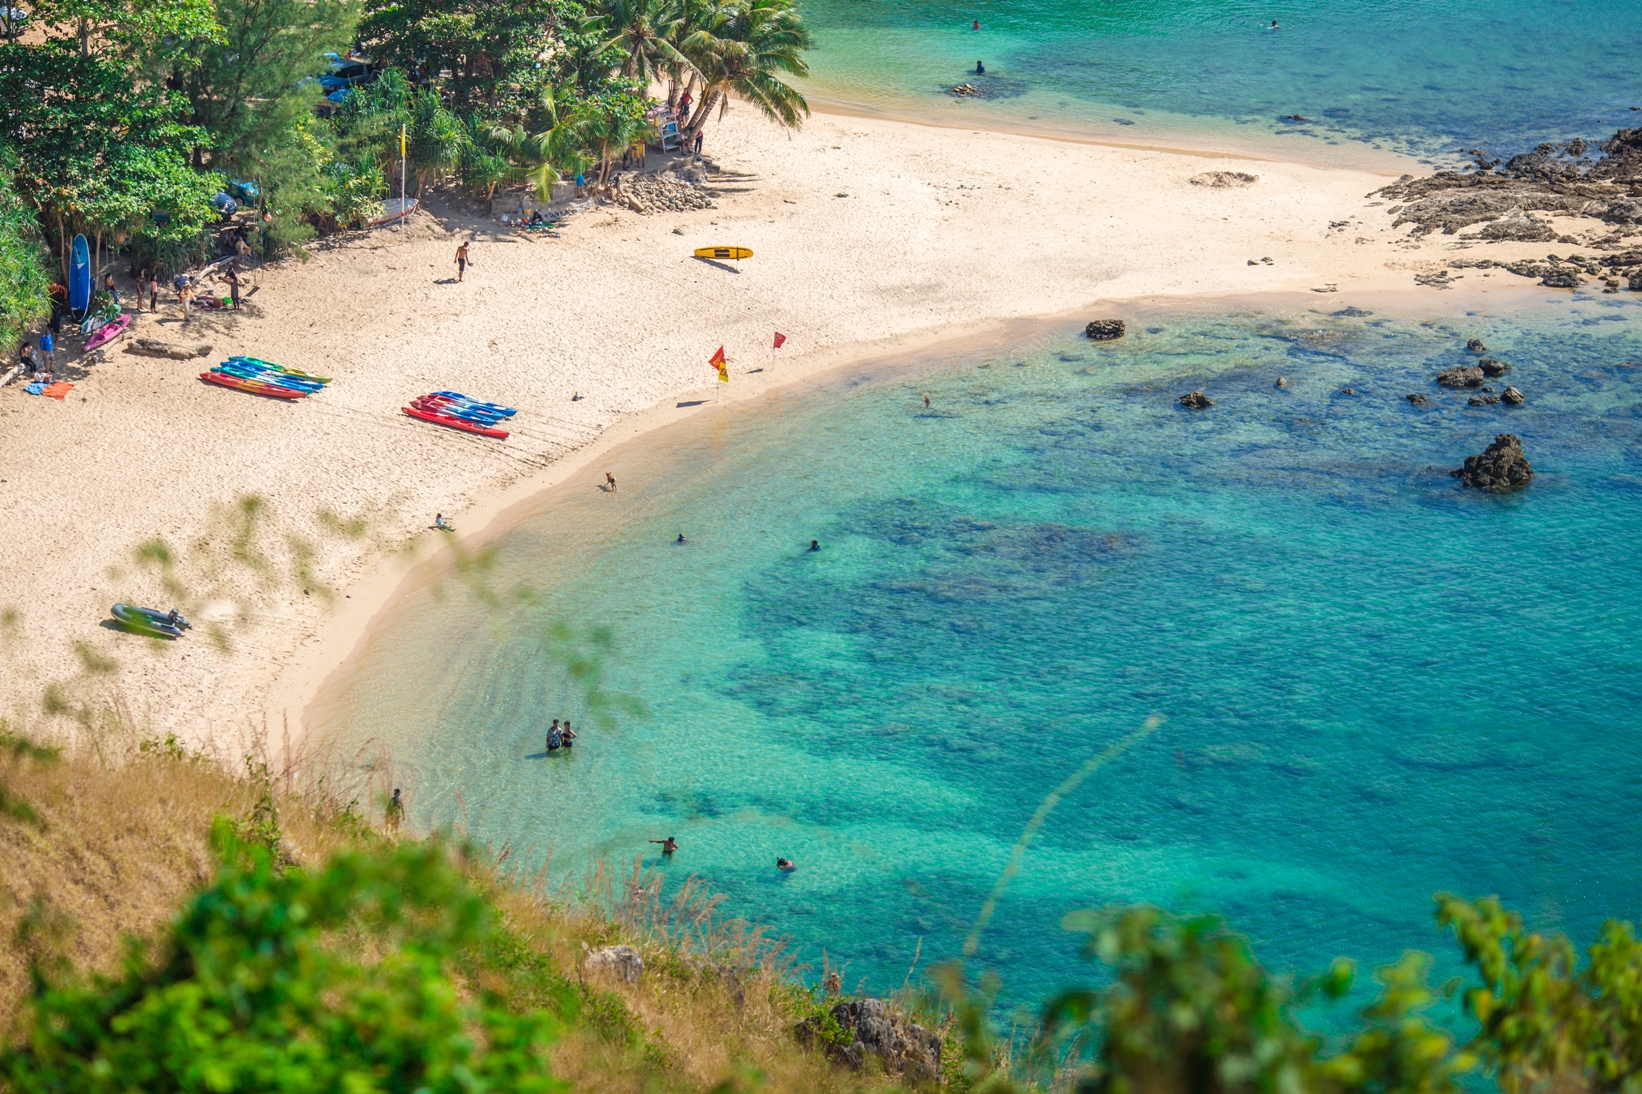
{"left": 314, "top": 295, "right": 1642, "bottom": 1007}
{"left": 794, "top": 0, "right": 1642, "bottom": 162}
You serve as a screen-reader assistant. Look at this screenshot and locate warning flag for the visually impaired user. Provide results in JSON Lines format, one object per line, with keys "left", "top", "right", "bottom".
{"left": 709, "top": 345, "right": 726, "bottom": 366}
{"left": 708, "top": 345, "right": 728, "bottom": 381}
{"left": 773, "top": 332, "right": 787, "bottom": 349}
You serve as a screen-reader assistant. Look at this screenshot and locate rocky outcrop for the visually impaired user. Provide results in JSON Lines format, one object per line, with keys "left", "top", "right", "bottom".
{"left": 1085, "top": 320, "right": 1125, "bottom": 340}
{"left": 1541, "top": 268, "right": 1581, "bottom": 288}
{"left": 1178, "top": 391, "right": 1213, "bottom": 409}
{"left": 1453, "top": 433, "right": 1533, "bottom": 489}
{"left": 1406, "top": 393, "right": 1430, "bottom": 406}
{"left": 797, "top": 999, "right": 942, "bottom": 1083}
{"left": 127, "top": 338, "right": 212, "bottom": 359}
{"left": 1479, "top": 358, "right": 1511, "bottom": 376}
{"left": 584, "top": 945, "right": 644, "bottom": 983}
{"left": 1502, "top": 386, "right": 1526, "bottom": 405}
{"left": 617, "top": 171, "right": 715, "bottom": 214}
{"left": 1466, "top": 339, "right": 1486, "bottom": 353}
{"left": 1190, "top": 171, "right": 1258, "bottom": 188}
{"left": 1468, "top": 393, "right": 1502, "bottom": 406}
{"left": 1437, "top": 366, "right": 1485, "bottom": 387}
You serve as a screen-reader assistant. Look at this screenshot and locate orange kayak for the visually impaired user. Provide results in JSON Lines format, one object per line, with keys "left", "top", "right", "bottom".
{"left": 200, "top": 371, "right": 307, "bottom": 399}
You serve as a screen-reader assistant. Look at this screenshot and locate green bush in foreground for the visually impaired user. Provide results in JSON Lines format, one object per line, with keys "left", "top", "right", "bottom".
{"left": 1, "top": 822, "right": 560, "bottom": 1094}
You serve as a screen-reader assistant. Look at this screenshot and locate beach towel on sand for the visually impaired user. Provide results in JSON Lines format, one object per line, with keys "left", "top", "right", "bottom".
{"left": 24, "top": 382, "right": 43, "bottom": 395}
{"left": 41, "top": 382, "right": 74, "bottom": 399}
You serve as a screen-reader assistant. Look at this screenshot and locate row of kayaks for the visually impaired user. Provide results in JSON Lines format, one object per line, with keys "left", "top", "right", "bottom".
{"left": 201, "top": 356, "right": 333, "bottom": 399}
{"left": 111, "top": 603, "right": 191, "bottom": 638}
{"left": 403, "top": 392, "right": 516, "bottom": 439}
{"left": 199, "top": 357, "right": 517, "bottom": 440}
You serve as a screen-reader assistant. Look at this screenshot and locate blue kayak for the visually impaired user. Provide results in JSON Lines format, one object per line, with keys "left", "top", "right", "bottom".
{"left": 433, "top": 391, "right": 516, "bottom": 416}
{"left": 215, "top": 363, "right": 324, "bottom": 391}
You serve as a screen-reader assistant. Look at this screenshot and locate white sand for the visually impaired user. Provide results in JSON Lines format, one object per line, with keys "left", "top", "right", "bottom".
{"left": 0, "top": 107, "right": 1586, "bottom": 755}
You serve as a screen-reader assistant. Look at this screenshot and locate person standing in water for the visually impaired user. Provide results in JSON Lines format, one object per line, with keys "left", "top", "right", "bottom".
{"left": 605, "top": 471, "right": 618, "bottom": 492}
{"left": 808, "top": 540, "right": 820, "bottom": 552}
{"left": 971, "top": 19, "right": 979, "bottom": 29}
{"left": 651, "top": 836, "right": 679, "bottom": 856}
{"left": 561, "top": 721, "right": 576, "bottom": 749}
{"left": 975, "top": 60, "right": 985, "bottom": 75}
{"left": 547, "top": 719, "right": 562, "bottom": 751}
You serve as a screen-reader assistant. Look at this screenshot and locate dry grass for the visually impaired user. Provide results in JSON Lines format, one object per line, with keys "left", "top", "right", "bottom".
{"left": 0, "top": 722, "right": 933, "bottom": 1093}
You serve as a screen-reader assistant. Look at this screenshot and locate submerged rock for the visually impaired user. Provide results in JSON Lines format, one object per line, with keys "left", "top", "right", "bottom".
{"left": 1453, "top": 433, "right": 1533, "bottom": 489}
{"left": 1437, "top": 366, "right": 1485, "bottom": 387}
{"left": 1406, "top": 393, "right": 1431, "bottom": 406}
{"left": 1467, "top": 339, "right": 1487, "bottom": 353}
{"left": 1502, "top": 385, "right": 1526, "bottom": 405}
{"left": 1479, "top": 358, "right": 1512, "bottom": 376}
{"left": 1085, "top": 319, "right": 1125, "bottom": 340}
{"left": 1178, "top": 391, "right": 1213, "bottom": 409}
{"left": 1468, "top": 393, "right": 1502, "bottom": 406}
{"left": 1541, "top": 268, "right": 1582, "bottom": 288}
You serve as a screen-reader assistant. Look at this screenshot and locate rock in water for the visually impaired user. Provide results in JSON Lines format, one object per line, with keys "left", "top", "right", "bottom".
{"left": 1437, "top": 365, "right": 1485, "bottom": 387}
{"left": 1453, "top": 433, "right": 1533, "bottom": 489}
{"left": 1085, "top": 319, "right": 1125, "bottom": 340}
{"left": 1406, "top": 393, "right": 1430, "bottom": 405}
{"left": 1541, "top": 268, "right": 1581, "bottom": 288}
{"left": 1468, "top": 393, "right": 1502, "bottom": 406}
{"left": 1502, "top": 385, "right": 1526, "bottom": 405}
{"left": 1479, "top": 358, "right": 1511, "bottom": 376}
{"left": 1275, "top": 376, "right": 1289, "bottom": 388}
{"left": 797, "top": 999, "right": 942, "bottom": 1083}
{"left": 1467, "top": 338, "right": 1486, "bottom": 353}
{"left": 584, "top": 945, "right": 644, "bottom": 983}
{"left": 1179, "top": 391, "right": 1213, "bottom": 409}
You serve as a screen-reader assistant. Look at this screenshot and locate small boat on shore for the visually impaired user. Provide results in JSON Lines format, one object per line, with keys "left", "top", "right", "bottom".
{"left": 111, "top": 603, "right": 186, "bottom": 637}
{"left": 403, "top": 405, "right": 510, "bottom": 439}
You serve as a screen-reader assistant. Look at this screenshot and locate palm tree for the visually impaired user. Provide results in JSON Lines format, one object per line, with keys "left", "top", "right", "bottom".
{"left": 682, "top": 0, "right": 812, "bottom": 133}
{"left": 600, "top": 0, "right": 694, "bottom": 84}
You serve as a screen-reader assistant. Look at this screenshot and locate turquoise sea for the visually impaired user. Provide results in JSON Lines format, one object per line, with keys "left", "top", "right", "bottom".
{"left": 313, "top": 296, "right": 1642, "bottom": 1009}
{"left": 311, "top": 0, "right": 1642, "bottom": 1016}
{"left": 795, "top": 0, "right": 1642, "bottom": 162}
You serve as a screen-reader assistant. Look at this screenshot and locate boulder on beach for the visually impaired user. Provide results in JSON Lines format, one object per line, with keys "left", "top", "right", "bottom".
{"left": 1479, "top": 358, "right": 1511, "bottom": 376}
{"left": 1502, "top": 385, "right": 1526, "bottom": 405}
{"left": 127, "top": 338, "right": 212, "bottom": 360}
{"left": 1452, "top": 433, "right": 1533, "bottom": 489}
{"left": 1406, "top": 393, "right": 1430, "bottom": 406}
{"left": 1437, "top": 365, "right": 1485, "bottom": 387}
{"left": 1541, "top": 268, "right": 1581, "bottom": 288}
{"left": 1179, "top": 391, "right": 1213, "bottom": 410}
{"left": 1085, "top": 320, "right": 1125, "bottom": 341}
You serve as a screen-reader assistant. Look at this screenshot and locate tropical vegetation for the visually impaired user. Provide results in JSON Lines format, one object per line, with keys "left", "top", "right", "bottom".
{"left": 0, "top": 0, "right": 814, "bottom": 339}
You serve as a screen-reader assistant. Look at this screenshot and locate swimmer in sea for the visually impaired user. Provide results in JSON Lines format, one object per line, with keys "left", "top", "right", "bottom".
{"left": 971, "top": 19, "right": 979, "bottom": 29}
{"left": 1270, "top": 18, "right": 1279, "bottom": 28}
{"left": 808, "top": 540, "right": 820, "bottom": 551}
{"left": 777, "top": 857, "right": 796, "bottom": 871}
{"left": 650, "top": 836, "right": 679, "bottom": 856}
{"left": 676, "top": 533, "right": 688, "bottom": 544}
{"left": 975, "top": 60, "right": 985, "bottom": 75}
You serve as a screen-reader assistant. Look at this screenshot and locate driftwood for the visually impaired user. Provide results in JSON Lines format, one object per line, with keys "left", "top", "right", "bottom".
{"left": 127, "top": 338, "right": 213, "bottom": 360}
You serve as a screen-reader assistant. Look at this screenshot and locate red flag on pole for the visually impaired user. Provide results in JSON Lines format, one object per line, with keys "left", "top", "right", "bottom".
{"left": 709, "top": 345, "right": 726, "bottom": 366}
{"left": 773, "top": 332, "right": 787, "bottom": 349}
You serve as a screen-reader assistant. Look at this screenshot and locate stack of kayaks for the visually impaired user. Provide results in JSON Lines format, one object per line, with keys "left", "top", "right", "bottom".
{"left": 403, "top": 391, "right": 514, "bottom": 439}
{"left": 112, "top": 603, "right": 191, "bottom": 638}
{"left": 201, "top": 356, "right": 332, "bottom": 399}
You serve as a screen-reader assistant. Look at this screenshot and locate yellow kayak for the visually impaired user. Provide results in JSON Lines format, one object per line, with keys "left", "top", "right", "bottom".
{"left": 694, "top": 246, "right": 753, "bottom": 260}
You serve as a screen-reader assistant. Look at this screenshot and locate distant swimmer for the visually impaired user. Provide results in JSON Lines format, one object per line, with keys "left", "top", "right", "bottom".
{"left": 923, "top": 393, "right": 930, "bottom": 408}
{"left": 809, "top": 540, "right": 820, "bottom": 552}
{"left": 1269, "top": 19, "right": 1279, "bottom": 28}
{"left": 971, "top": 19, "right": 979, "bottom": 29}
{"left": 777, "top": 857, "right": 796, "bottom": 871}
{"left": 676, "top": 533, "right": 688, "bottom": 544}
{"left": 975, "top": 60, "right": 985, "bottom": 75}
{"left": 651, "top": 836, "right": 679, "bottom": 856}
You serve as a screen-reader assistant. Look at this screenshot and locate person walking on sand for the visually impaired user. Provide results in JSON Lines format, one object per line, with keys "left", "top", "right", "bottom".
{"left": 179, "top": 280, "right": 192, "bottom": 324}
{"left": 148, "top": 270, "right": 159, "bottom": 312}
{"left": 223, "top": 265, "right": 241, "bottom": 310}
{"left": 651, "top": 836, "right": 679, "bottom": 856}
{"left": 693, "top": 130, "right": 704, "bottom": 155}
{"left": 455, "top": 241, "right": 470, "bottom": 282}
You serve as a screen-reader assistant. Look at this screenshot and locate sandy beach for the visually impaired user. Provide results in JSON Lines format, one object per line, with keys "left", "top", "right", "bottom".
{"left": 0, "top": 106, "right": 1600, "bottom": 756}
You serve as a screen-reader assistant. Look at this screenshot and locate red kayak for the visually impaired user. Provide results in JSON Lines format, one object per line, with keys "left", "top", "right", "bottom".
{"left": 200, "top": 371, "right": 307, "bottom": 399}
{"left": 402, "top": 405, "right": 509, "bottom": 439}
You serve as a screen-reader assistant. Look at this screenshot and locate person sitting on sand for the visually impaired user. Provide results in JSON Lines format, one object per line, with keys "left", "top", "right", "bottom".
{"left": 20, "top": 341, "right": 38, "bottom": 381}
{"left": 434, "top": 513, "right": 454, "bottom": 531}
{"left": 529, "top": 209, "right": 544, "bottom": 227}
{"left": 561, "top": 721, "right": 576, "bottom": 748}
{"left": 547, "top": 719, "right": 562, "bottom": 751}
{"left": 651, "top": 836, "right": 679, "bottom": 856}
{"left": 777, "top": 858, "right": 795, "bottom": 871}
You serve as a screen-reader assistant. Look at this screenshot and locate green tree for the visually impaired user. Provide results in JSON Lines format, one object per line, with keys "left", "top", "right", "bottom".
{"left": 0, "top": 159, "right": 52, "bottom": 354}
{"left": 600, "top": 0, "right": 691, "bottom": 82}
{"left": 0, "top": 822, "right": 563, "bottom": 1093}
{"left": 681, "top": 0, "right": 811, "bottom": 132}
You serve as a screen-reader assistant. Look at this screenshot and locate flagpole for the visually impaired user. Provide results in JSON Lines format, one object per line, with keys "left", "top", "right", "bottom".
{"left": 399, "top": 123, "right": 407, "bottom": 240}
